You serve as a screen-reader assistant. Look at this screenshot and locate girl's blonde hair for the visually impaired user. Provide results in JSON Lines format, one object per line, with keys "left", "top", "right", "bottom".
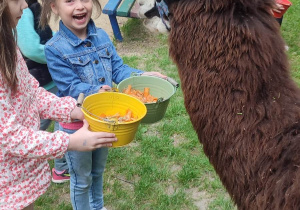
{"left": 0, "top": 0, "right": 18, "bottom": 92}
{"left": 40, "top": 0, "right": 102, "bottom": 28}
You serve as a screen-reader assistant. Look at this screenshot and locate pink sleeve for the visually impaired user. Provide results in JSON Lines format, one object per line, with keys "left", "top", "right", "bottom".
{"left": 36, "top": 86, "right": 77, "bottom": 123}
{"left": 0, "top": 54, "right": 74, "bottom": 160}
{"left": 0, "top": 86, "right": 70, "bottom": 160}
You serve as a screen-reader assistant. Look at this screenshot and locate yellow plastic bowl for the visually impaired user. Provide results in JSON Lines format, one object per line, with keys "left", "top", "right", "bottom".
{"left": 82, "top": 92, "right": 147, "bottom": 147}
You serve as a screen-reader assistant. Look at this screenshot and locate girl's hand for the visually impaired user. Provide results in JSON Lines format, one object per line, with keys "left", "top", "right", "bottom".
{"left": 141, "top": 72, "right": 167, "bottom": 79}
{"left": 98, "top": 85, "right": 112, "bottom": 93}
{"left": 68, "top": 120, "right": 117, "bottom": 151}
{"left": 273, "top": 3, "right": 285, "bottom": 13}
{"left": 70, "top": 106, "right": 84, "bottom": 121}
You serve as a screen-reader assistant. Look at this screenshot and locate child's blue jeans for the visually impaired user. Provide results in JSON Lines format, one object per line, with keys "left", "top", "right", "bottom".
{"left": 59, "top": 124, "right": 109, "bottom": 210}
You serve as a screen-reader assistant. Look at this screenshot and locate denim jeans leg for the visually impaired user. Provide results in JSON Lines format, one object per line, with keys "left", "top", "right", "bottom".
{"left": 54, "top": 122, "right": 68, "bottom": 171}
{"left": 66, "top": 150, "right": 93, "bottom": 210}
{"left": 39, "top": 119, "right": 52, "bottom": 131}
{"left": 89, "top": 147, "right": 108, "bottom": 210}
{"left": 39, "top": 85, "right": 58, "bottom": 131}
{"left": 61, "top": 125, "right": 108, "bottom": 210}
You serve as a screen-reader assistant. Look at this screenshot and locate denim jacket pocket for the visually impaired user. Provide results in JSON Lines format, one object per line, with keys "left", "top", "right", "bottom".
{"left": 69, "top": 56, "right": 94, "bottom": 84}
{"left": 98, "top": 47, "right": 113, "bottom": 72}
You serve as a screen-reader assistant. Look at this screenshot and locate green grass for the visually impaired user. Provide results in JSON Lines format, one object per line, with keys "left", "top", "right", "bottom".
{"left": 36, "top": 2, "right": 300, "bottom": 209}
{"left": 282, "top": 0, "right": 300, "bottom": 85}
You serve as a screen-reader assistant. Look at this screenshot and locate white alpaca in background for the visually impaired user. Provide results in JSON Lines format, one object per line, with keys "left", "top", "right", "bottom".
{"left": 138, "top": 0, "right": 169, "bottom": 33}
{"left": 138, "top": 0, "right": 155, "bottom": 18}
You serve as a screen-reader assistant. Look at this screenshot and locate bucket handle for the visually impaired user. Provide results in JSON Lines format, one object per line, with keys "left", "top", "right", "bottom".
{"left": 154, "top": 97, "right": 164, "bottom": 108}
{"left": 76, "top": 93, "right": 102, "bottom": 120}
{"left": 107, "top": 122, "right": 119, "bottom": 131}
{"left": 76, "top": 93, "right": 119, "bottom": 128}
{"left": 130, "top": 73, "right": 179, "bottom": 89}
{"left": 166, "top": 77, "right": 179, "bottom": 89}
{"left": 77, "top": 93, "right": 85, "bottom": 107}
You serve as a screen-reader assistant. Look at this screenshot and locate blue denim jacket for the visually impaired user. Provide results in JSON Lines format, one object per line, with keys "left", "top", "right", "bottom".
{"left": 45, "top": 20, "right": 143, "bottom": 98}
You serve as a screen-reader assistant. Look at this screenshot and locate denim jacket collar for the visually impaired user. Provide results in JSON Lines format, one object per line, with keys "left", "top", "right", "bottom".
{"left": 59, "top": 20, "right": 98, "bottom": 47}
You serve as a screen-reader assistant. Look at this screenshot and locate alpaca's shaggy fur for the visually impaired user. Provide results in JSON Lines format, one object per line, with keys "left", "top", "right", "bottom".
{"left": 142, "top": 0, "right": 300, "bottom": 209}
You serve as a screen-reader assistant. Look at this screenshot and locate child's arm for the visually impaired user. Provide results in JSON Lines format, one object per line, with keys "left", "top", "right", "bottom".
{"left": 16, "top": 8, "right": 47, "bottom": 64}
{"left": 35, "top": 85, "right": 78, "bottom": 123}
{"left": 0, "top": 85, "right": 69, "bottom": 160}
{"left": 0, "top": 91, "right": 113, "bottom": 159}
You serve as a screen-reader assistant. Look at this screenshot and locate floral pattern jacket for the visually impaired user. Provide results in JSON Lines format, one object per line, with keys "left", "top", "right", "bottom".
{"left": 0, "top": 48, "right": 76, "bottom": 209}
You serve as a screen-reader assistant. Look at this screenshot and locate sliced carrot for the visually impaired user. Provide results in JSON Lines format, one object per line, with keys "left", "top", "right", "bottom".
{"left": 111, "top": 112, "right": 120, "bottom": 118}
{"left": 146, "top": 95, "right": 154, "bottom": 103}
{"left": 126, "top": 109, "right": 133, "bottom": 118}
{"left": 123, "top": 109, "right": 132, "bottom": 122}
{"left": 131, "top": 89, "right": 137, "bottom": 95}
{"left": 144, "top": 87, "right": 150, "bottom": 98}
{"left": 100, "top": 113, "right": 106, "bottom": 118}
{"left": 136, "top": 90, "right": 143, "bottom": 96}
{"left": 124, "top": 85, "right": 132, "bottom": 94}
{"left": 99, "top": 110, "right": 136, "bottom": 123}
{"left": 123, "top": 85, "right": 158, "bottom": 103}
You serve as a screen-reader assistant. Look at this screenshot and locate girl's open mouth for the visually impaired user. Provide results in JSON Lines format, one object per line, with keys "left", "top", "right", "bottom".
{"left": 73, "top": 14, "right": 87, "bottom": 23}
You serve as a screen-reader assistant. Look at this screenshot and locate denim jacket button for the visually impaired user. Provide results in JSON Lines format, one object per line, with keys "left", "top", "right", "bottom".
{"left": 86, "top": 42, "right": 91, "bottom": 47}
{"left": 94, "top": 60, "right": 99, "bottom": 64}
{"left": 99, "top": 77, "right": 105, "bottom": 83}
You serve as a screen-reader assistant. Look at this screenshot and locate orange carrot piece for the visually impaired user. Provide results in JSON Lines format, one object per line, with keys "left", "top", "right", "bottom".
{"left": 136, "top": 90, "right": 143, "bottom": 96}
{"left": 124, "top": 109, "right": 133, "bottom": 122}
{"left": 124, "top": 85, "right": 132, "bottom": 94}
{"left": 126, "top": 109, "right": 133, "bottom": 118}
{"left": 100, "top": 113, "right": 106, "bottom": 118}
{"left": 144, "top": 87, "right": 150, "bottom": 98}
{"left": 146, "top": 95, "right": 153, "bottom": 103}
{"left": 123, "top": 86, "right": 158, "bottom": 104}
{"left": 111, "top": 112, "right": 120, "bottom": 118}
{"left": 131, "top": 89, "right": 137, "bottom": 95}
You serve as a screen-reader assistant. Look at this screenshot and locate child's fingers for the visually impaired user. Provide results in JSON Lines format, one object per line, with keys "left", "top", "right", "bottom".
{"left": 142, "top": 72, "right": 167, "bottom": 79}
{"left": 94, "top": 137, "right": 117, "bottom": 148}
{"left": 98, "top": 85, "right": 112, "bottom": 92}
{"left": 95, "top": 143, "right": 114, "bottom": 148}
{"left": 94, "top": 132, "right": 116, "bottom": 139}
{"left": 94, "top": 134, "right": 117, "bottom": 146}
{"left": 276, "top": 3, "right": 285, "bottom": 10}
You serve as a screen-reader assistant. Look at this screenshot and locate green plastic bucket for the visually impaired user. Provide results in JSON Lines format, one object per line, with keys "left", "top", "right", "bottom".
{"left": 117, "top": 76, "right": 178, "bottom": 124}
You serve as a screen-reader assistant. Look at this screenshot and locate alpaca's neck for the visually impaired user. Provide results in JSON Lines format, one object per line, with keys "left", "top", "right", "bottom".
{"left": 167, "top": 2, "right": 300, "bottom": 208}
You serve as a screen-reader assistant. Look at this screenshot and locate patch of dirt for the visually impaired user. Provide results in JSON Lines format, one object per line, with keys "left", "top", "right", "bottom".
{"left": 115, "top": 31, "right": 162, "bottom": 57}
{"left": 185, "top": 188, "right": 213, "bottom": 210}
{"left": 171, "top": 164, "right": 182, "bottom": 173}
{"left": 172, "top": 134, "right": 187, "bottom": 147}
{"left": 54, "top": 184, "right": 71, "bottom": 205}
{"left": 166, "top": 185, "right": 175, "bottom": 195}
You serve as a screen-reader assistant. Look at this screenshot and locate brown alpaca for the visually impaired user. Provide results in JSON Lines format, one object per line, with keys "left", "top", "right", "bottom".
{"left": 142, "top": 0, "right": 300, "bottom": 209}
